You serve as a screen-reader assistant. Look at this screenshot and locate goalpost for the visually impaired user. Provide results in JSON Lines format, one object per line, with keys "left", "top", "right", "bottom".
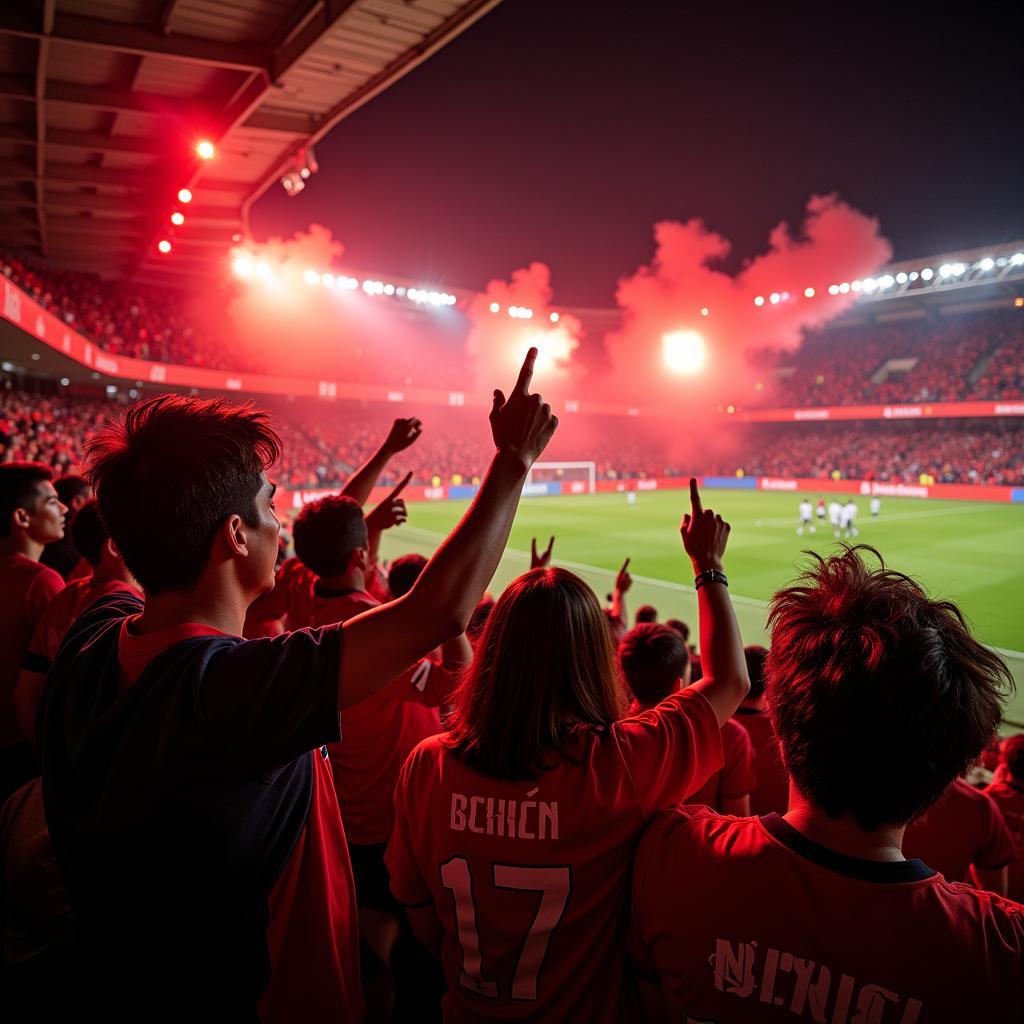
{"left": 525, "top": 461, "right": 597, "bottom": 496}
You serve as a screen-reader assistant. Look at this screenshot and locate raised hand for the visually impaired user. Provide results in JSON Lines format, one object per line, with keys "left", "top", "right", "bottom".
{"left": 531, "top": 536, "right": 555, "bottom": 569}
{"left": 615, "top": 557, "right": 632, "bottom": 594}
{"left": 489, "top": 347, "right": 558, "bottom": 469}
{"left": 385, "top": 417, "right": 423, "bottom": 454}
{"left": 680, "top": 478, "right": 730, "bottom": 573}
{"left": 365, "top": 471, "right": 412, "bottom": 534}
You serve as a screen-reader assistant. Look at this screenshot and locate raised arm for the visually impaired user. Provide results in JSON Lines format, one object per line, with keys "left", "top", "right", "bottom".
{"left": 611, "top": 557, "right": 631, "bottom": 625}
{"left": 338, "top": 349, "right": 557, "bottom": 709}
{"left": 682, "top": 479, "right": 750, "bottom": 726}
{"left": 365, "top": 471, "right": 411, "bottom": 571}
{"left": 341, "top": 418, "right": 422, "bottom": 507}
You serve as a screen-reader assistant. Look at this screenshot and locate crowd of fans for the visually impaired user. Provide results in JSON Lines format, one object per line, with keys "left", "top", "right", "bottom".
{"left": 0, "top": 356, "right": 1021, "bottom": 1020}
{"left": 5, "top": 382, "right": 1023, "bottom": 489}
{"left": 5, "top": 249, "right": 1023, "bottom": 408}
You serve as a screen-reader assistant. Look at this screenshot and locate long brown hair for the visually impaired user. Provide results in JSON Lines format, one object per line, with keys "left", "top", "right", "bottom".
{"left": 445, "top": 568, "right": 625, "bottom": 780}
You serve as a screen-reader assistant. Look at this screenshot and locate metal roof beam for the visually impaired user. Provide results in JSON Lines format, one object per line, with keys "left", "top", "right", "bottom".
{"left": 45, "top": 78, "right": 209, "bottom": 120}
{"left": 242, "top": 108, "right": 318, "bottom": 134}
{"left": 270, "top": 0, "right": 360, "bottom": 82}
{"left": 0, "top": 10, "right": 268, "bottom": 74}
{"left": 35, "top": 0, "right": 56, "bottom": 258}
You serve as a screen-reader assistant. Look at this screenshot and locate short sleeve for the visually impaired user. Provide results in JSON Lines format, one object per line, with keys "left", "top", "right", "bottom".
{"left": 386, "top": 660, "right": 459, "bottom": 708}
{"left": 26, "top": 567, "right": 65, "bottom": 629}
{"left": 609, "top": 688, "right": 724, "bottom": 820}
{"left": 196, "top": 626, "right": 343, "bottom": 771}
{"left": 385, "top": 752, "right": 433, "bottom": 908}
{"left": 977, "top": 793, "right": 1016, "bottom": 870}
{"left": 720, "top": 720, "right": 757, "bottom": 800}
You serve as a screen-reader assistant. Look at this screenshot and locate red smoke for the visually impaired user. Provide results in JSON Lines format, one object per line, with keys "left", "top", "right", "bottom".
{"left": 465, "top": 262, "right": 584, "bottom": 399}
{"left": 604, "top": 194, "right": 892, "bottom": 411}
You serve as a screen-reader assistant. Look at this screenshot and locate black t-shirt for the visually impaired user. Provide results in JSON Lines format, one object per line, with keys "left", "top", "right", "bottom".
{"left": 37, "top": 594, "right": 358, "bottom": 1019}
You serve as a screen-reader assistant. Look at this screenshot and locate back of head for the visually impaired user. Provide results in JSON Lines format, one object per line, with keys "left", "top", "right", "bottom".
{"left": 69, "top": 499, "right": 109, "bottom": 566}
{"left": 635, "top": 604, "right": 658, "bottom": 624}
{"left": 293, "top": 495, "right": 367, "bottom": 578}
{"left": 744, "top": 644, "right": 768, "bottom": 700}
{"left": 54, "top": 474, "right": 91, "bottom": 508}
{"left": 1001, "top": 735, "right": 1024, "bottom": 785}
{"left": 618, "top": 623, "right": 689, "bottom": 708}
{"left": 0, "top": 461, "right": 52, "bottom": 538}
{"left": 388, "top": 552, "right": 428, "bottom": 598}
{"left": 447, "top": 567, "right": 622, "bottom": 780}
{"left": 766, "top": 546, "right": 1012, "bottom": 831}
{"left": 665, "top": 618, "right": 690, "bottom": 643}
{"left": 85, "top": 396, "right": 280, "bottom": 595}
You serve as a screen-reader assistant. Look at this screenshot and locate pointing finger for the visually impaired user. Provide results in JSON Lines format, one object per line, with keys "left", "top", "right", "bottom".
{"left": 620, "top": 557, "right": 630, "bottom": 575}
{"left": 689, "top": 477, "right": 703, "bottom": 517}
{"left": 514, "top": 347, "right": 537, "bottom": 395}
{"left": 490, "top": 389, "right": 505, "bottom": 418}
{"left": 386, "top": 471, "right": 413, "bottom": 501}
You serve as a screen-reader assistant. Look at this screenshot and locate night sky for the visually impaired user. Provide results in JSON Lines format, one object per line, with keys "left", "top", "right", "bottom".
{"left": 251, "top": 0, "right": 1024, "bottom": 308}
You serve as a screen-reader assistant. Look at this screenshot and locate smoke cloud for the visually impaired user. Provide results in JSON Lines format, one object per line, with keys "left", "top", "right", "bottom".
{"left": 604, "top": 194, "right": 892, "bottom": 410}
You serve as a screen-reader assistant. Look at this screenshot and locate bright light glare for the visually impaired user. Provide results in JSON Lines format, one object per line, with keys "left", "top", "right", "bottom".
{"left": 769, "top": 292, "right": 780, "bottom": 305}
{"left": 196, "top": 140, "right": 215, "bottom": 160}
{"left": 170, "top": 211, "right": 185, "bottom": 226}
{"left": 303, "top": 269, "right": 320, "bottom": 285}
{"left": 255, "top": 261, "right": 272, "bottom": 280}
{"left": 920, "top": 267, "right": 934, "bottom": 280}
{"left": 177, "top": 188, "right": 192, "bottom": 204}
{"left": 1012, "top": 253, "right": 1024, "bottom": 266}
{"left": 233, "top": 256, "right": 253, "bottom": 278}
{"left": 662, "top": 330, "right": 707, "bottom": 376}
{"left": 828, "top": 284, "right": 839, "bottom": 295}
{"left": 489, "top": 301, "right": 500, "bottom": 313}
{"left": 804, "top": 287, "right": 815, "bottom": 298}
{"left": 549, "top": 311, "right": 560, "bottom": 323}
{"left": 754, "top": 295, "right": 765, "bottom": 306}
{"left": 157, "top": 239, "right": 171, "bottom": 254}
{"left": 700, "top": 306, "right": 710, "bottom": 317}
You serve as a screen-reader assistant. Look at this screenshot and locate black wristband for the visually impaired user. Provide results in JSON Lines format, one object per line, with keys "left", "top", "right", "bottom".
{"left": 694, "top": 569, "right": 728, "bottom": 590}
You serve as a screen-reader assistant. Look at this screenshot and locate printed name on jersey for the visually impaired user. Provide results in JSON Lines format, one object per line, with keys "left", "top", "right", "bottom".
{"left": 450, "top": 791, "right": 559, "bottom": 840}
{"left": 713, "top": 938, "right": 923, "bottom": 1023}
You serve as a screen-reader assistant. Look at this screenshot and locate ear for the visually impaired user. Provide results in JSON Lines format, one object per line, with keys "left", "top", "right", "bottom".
{"left": 104, "top": 537, "right": 120, "bottom": 561}
{"left": 222, "top": 514, "right": 249, "bottom": 558}
{"left": 11, "top": 507, "right": 30, "bottom": 530}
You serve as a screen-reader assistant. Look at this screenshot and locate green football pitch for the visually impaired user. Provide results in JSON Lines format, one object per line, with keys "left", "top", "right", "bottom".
{"left": 378, "top": 489, "right": 1024, "bottom": 728}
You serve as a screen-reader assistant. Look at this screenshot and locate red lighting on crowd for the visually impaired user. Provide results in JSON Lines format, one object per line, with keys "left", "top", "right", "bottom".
{"left": 158, "top": 240, "right": 172, "bottom": 254}
{"left": 171, "top": 212, "right": 185, "bottom": 226}
{"left": 196, "top": 140, "right": 215, "bottom": 160}
{"left": 177, "top": 188, "right": 192, "bottom": 204}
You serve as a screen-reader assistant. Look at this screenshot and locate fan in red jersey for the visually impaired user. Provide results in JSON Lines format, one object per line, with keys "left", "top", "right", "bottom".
{"left": 902, "top": 777, "right": 1014, "bottom": 893}
{"left": 619, "top": 622, "right": 755, "bottom": 815}
{"left": 734, "top": 644, "right": 790, "bottom": 815}
{"left": 0, "top": 463, "right": 66, "bottom": 801}
{"left": 985, "top": 735, "right": 1024, "bottom": 902}
{"left": 629, "top": 546, "right": 1024, "bottom": 1022}
{"left": 36, "top": 349, "right": 557, "bottom": 1021}
{"left": 15, "top": 499, "right": 139, "bottom": 745}
{"left": 386, "top": 479, "right": 750, "bottom": 1022}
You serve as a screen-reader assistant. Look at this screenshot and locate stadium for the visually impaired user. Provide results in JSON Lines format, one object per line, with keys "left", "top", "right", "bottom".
{"left": 1, "top": 1, "right": 1023, "bottom": 1020}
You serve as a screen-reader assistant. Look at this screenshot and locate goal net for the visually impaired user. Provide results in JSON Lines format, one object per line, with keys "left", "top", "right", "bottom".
{"left": 525, "top": 461, "right": 596, "bottom": 496}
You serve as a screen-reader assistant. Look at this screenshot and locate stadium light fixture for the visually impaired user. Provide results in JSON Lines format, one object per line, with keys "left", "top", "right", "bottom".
{"left": 662, "top": 330, "right": 707, "bottom": 376}
{"left": 303, "top": 269, "right": 320, "bottom": 285}
{"left": 322, "top": 273, "right": 335, "bottom": 288}
{"left": 489, "top": 302, "right": 500, "bottom": 313}
{"left": 939, "top": 264, "right": 952, "bottom": 278}
{"left": 157, "top": 239, "right": 172, "bottom": 254}
{"left": 177, "top": 188, "right": 192, "bottom": 204}
{"left": 828, "top": 284, "right": 839, "bottom": 296}
{"left": 196, "top": 140, "right": 215, "bottom": 160}
{"left": 804, "top": 287, "right": 815, "bottom": 298}
{"left": 769, "top": 292, "right": 780, "bottom": 304}
{"left": 754, "top": 295, "right": 765, "bottom": 306}
{"left": 700, "top": 306, "right": 710, "bottom": 316}
{"left": 920, "top": 267, "right": 934, "bottom": 280}
{"left": 896, "top": 272, "right": 908, "bottom": 284}
{"left": 852, "top": 281, "right": 863, "bottom": 293}
{"left": 233, "top": 256, "right": 253, "bottom": 278}
{"left": 170, "top": 212, "right": 185, "bottom": 226}
{"left": 1012, "top": 253, "right": 1024, "bottom": 266}
{"left": 979, "top": 257, "right": 995, "bottom": 272}
{"left": 909, "top": 271, "right": 919, "bottom": 281}
{"left": 839, "top": 283, "right": 850, "bottom": 294}
{"left": 549, "top": 311, "right": 560, "bottom": 322}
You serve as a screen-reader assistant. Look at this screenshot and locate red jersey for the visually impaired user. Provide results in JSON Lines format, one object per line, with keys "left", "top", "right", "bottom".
{"left": 386, "top": 688, "right": 723, "bottom": 1022}
{"left": 0, "top": 554, "right": 64, "bottom": 744}
{"left": 296, "top": 584, "right": 456, "bottom": 846}
{"left": 630, "top": 807, "right": 1024, "bottom": 1022}
{"left": 685, "top": 716, "right": 756, "bottom": 811}
{"left": 735, "top": 705, "right": 790, "bottom": 815}
{"left": 985, "top": 780, "right": 1024, "bottom": 902}
{"left": 903, "top": 778, "right": 1015, "bottom": 883}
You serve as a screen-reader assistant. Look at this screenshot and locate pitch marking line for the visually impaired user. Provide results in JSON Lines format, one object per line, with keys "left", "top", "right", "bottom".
{"left": 396, "top": 525, "right": 1024, "bottom": 661}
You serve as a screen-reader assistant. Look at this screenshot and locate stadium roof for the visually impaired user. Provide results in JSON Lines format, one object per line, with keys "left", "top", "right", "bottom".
{"left": 0, "top": 0, "right": 502, "bottom": 285}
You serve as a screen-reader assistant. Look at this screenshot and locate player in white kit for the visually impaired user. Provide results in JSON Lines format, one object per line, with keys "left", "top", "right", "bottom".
{"left": 870, "top": 496, "right": 881, "bottom": 517}
{"left": 842, "top": 499, "right": 859, "bottom": 537}
{"left": 828, "top": 500, "right": 843, "bottom": 538}
{"left": 797, "top": 498, "right": 815, "bottom": 535}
